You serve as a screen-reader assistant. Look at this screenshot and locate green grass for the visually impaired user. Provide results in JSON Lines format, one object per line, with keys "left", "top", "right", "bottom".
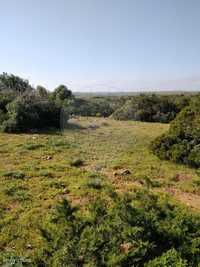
{"left": 0, "top": 116, "right": 199, "bottom": 259}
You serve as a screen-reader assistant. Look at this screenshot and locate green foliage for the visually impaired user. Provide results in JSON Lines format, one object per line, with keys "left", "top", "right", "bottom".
{"left": 0, "top": 72, "right": 32, "bottom": 93}
{"left": 0, "top": 252, "right": 32, "bottom": 267}
{"left": 64, "top": 96, "right": 117, "bottom": 117}
{"left": 152, "top": 94, "right": 200, "bottom": 167}
{"left": 112, "top": 94, "right": 190, "bottom": 123}
{"left": 0, "top": 73, "right": 73, "bottom": 133}
{"left": 52, "top": 84, "right": 72, "bottom": 105}
{"left": 36, "top": 85, "right": 48, "bottom": 98}
{"left": 2, "top": 171, "right": 26, "bottom": 179}
{"left": 86, "top": 178, "right": 103, "bottom": 189}
{"left": 70, "top": 158, "right": 84, "bottom": 167}
{"left": 145, "top": 249, "right": 187, "bottom": 266}
{"left": 1, "top": 93, "right": 61, "bottom": 133}
{"left": 38, "top": 190, "right": 200, "bottom": 266}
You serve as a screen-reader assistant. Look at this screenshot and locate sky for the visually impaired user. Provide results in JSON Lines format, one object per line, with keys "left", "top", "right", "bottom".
{"left": 0, "top": 0, "right": 200, "bottom": 92}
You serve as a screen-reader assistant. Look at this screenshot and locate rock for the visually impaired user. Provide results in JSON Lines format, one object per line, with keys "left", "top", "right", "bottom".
{"left": 63, "top": 188, "right": 70, "bottom": 194}
{"left": 26, "top": 244, "right": 32, "bottom": 249}
{"left": 120, "top": 242, "right": 132, "bottom": 254}
{"left": 120, "top": 169, "right": 131, "bottom": 175}
{"left": 114, "top": 169, "right": 131, "bottom": 176}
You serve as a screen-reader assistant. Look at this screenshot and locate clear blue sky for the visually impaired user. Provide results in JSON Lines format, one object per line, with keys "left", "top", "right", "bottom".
{"left": 0, "top": 0, "right": 200, "bottom": 91}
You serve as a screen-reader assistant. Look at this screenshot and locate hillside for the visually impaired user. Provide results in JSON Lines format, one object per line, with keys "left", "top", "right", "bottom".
{"left": 0, "top": 117, "right": 200, "bottom": 265}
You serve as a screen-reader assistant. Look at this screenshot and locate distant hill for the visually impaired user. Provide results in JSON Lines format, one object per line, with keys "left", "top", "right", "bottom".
{"left": 74, "top": 90, "right": 199, "bottom": 97}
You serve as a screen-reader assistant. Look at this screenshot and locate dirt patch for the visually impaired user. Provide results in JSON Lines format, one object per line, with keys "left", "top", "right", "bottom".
{"left": 172, "top": 173, "right": 192, "bottom": 182}
{"left": 163, "top": 187, "right": 200, "bottom": 210}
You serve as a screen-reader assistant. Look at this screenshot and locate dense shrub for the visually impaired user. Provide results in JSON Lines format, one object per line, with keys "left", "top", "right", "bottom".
{"left": 52, "top": 84, "right": 72, "bottom": 106}
{"left": 0, "top": 72, "right": 32, "bottom": 92}
{"left": 64, "top": 96, "right": 120, "bottom": 117}
{"left": 1, "top": 93, "right": 61, "bottom": 133}
{"left": 145, "top": 249, "right": 188, "bottom": 266}
{"left": 35, "top": 190, "right": 200, "bottom": 266}
{"left": 0, "top": 73, "right": 72, "bottom": 133}
{"left": 152, "top": 94, "right": 200, "bottom": 167}
{"left": 112, "top": 94, "right": 190, "bottom": 123}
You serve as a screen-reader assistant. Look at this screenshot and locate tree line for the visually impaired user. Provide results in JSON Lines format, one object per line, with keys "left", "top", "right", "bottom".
{"left": 0, "top": 72, "right": 193, "bottom": 133}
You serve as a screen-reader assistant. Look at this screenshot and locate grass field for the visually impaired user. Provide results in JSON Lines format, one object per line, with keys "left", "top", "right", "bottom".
{"left": 0, "top": 116, "right": 200, "bottom": 258}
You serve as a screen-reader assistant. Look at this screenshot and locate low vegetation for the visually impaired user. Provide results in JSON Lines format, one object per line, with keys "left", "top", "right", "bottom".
{"left": 112, "top": 94, "right": 190, "bottom": 123}
{"left": 0, "top": 72, "right": 200, "bottom": 266}
{"left": 0, "top": 73, "right": 193, "bottom": 135}
{"left": 0, "top": 116, "right": 199, "bottom": 266}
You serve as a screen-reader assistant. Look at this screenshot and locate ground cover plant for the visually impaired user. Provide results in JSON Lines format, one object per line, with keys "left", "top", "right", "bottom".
{"left": 0, "top": 116, "right": 200, "bottom": 266}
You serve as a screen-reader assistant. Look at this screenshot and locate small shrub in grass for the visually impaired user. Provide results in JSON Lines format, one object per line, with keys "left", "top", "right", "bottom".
{"left": 70, "top": 158, "right": 84, "bottom": 167}
{"left": 192, "top": 178, "right": 200, "bottom": 187}
{"left": 138, "top": 176, "right": 162, "bottom": 188}
{"left": 144, "top": 249, "right": 187, "bottom": 267}
{"left": 4, "top": 185, "right": 27, "bottom": 196}
{"left": 22, "top": 143, "right": 44, "bottom": 150}
{"left": 88, "top": 172, "right": 102, "bottom": 179}
{"left": 49, "top": 139, "right": 70, "bottom": 148}
{"left": 3, "top": 171, "right": 26, "bottom": 179}
{"left": 0, "top": 252, "right": 32, "bottom": 267}
{"left": 39, "top": 170, "right": 54, "bottom": 178}
{"left": 87, "top": 178, "right": 103, "bottom": 189}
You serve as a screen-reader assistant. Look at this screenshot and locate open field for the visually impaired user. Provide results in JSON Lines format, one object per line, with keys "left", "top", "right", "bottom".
{"left": 0, "top": 117, "right": 200, "bottom": 259}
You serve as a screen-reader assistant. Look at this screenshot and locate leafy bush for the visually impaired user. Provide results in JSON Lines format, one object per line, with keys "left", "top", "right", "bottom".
{"left": 2, "top": 171, "right": 26, "bottom": 179}
{"left": 64, "top": 96, "right": 116, "bottom": 117}
{"left": 0, "top": 252, "right": 32, "bottom": 266}
{"left": 38, "top": 190, "right": 200, "bottom": 266}
{"left": 0, "top": 72, "right": 32, "bottom": 92}
{"left": 145, "top": 249, "right": 187, "bottom": 266}
{"left": 86, "top": 178, "right": 103, "bottom": 189}
{"left": 0, "top": 73, "right": 72, "bottom": 133}
{"left": 70, "top": 158, "right": 84, "bottom": 167}
{"left": 1, "top": 93, "right": 61, "bottom": 133}
{"left": 152, "top": 94, "right": 200, "bottom": 167}
{"left": 112, "top": 94, "right": 190, "bottom": 123}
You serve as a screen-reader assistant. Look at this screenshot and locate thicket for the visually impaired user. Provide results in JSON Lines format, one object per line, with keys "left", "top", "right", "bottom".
{"left": 112, "top": 94, "right": 190, "bottom": 123}
{"left": 152, "top": 94, "right": 200, "bottom": 167}
{"left": 64, "top": 96, "right": 125, "bottom": 117}
{"left": 1, "top": 190, "right": 199, "bottom": 266}
{"left": 0, "top": 73, "right": 72, "bottom": 133}
{"left": 0, "top": 72, "right": 193, "bottom": 133}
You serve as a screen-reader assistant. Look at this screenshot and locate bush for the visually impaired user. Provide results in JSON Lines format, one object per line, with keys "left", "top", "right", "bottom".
{"left": 145, "top": 249, "right": 187, "bottom": 267}
{"left": 0, "top": 72, "right": 32, "bottom": 92}
{"left": 2, "top": 93, "right": 61, "bottom": 133}
{"left": 112, "top": 94, "right": 190, "bottom": 123}
{"left": 86, "top": 178, "right": 103, "bottom": 189}
{"left": 0, "top": 73, "right": 72, "bottom": 133}
{"left": 2, "top": 171, "right": 26, "bottom": 179}
{"left": 152, "top": 94, "right": 200, "bottom": 167}
{"left": 39, "top": 190, "right": 200, "bottom": 266}
{"left": 70, "top": 158, "right": 84, "bottom": 167}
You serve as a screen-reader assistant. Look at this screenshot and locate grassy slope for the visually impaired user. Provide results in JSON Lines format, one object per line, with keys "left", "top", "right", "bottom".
{"left": 0, "top": 116, "right": 199, "bottom": 257}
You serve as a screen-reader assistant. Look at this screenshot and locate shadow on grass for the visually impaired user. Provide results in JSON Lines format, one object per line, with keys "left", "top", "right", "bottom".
{"left": 63, "top": 122, "right": 86, "bottom": 131}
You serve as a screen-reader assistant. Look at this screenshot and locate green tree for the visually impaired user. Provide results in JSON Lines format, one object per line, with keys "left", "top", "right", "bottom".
{"left": 0, "top": 72, "right": 32, "bottom": 93}
{"left": 36, "top": 85, "right": 48, "bottom": 98}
